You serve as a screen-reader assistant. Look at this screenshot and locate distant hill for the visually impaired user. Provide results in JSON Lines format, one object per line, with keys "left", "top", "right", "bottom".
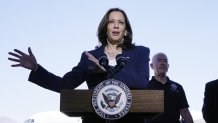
{"left": 0, "top": 117, "right": 18, "bottom": 123}
{"left": 25, "top": 111, "right": 81, "bottom": 123}
{"left": 24, "top": 110, "right": 206, "bottom": 123}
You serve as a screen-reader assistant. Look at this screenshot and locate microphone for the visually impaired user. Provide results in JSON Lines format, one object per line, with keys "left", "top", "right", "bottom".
{"left": 112, "top": 54, "right": 127, "bottom": 74}
{"left": 116, "top": 54, "right": 127, "bottom": 70}
{"left": 98, "top": 56, "right": 111, "bottom": 73}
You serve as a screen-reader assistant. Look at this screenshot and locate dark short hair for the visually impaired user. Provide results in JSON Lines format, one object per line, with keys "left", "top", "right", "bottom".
{"left": 97, "top": 8, "right": 134, "bottom": 50}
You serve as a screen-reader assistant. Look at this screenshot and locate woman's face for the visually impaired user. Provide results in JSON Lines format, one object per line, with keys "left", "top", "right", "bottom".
{"left": 107, "top": 11, "right": 127, "bottom": 44}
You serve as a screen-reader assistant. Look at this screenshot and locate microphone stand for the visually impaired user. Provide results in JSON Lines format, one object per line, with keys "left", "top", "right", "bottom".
{"left": 106, "top": 68, "right": 117, "bottom": 123}
{"left": 107, "top": 70, "right": 115, "bottom": 79}
{"left": 99, "top": 55, "right": 126, "bottom": 123}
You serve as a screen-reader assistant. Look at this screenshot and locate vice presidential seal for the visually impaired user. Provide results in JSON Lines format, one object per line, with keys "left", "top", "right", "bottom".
{"left": 92, "top": 79, "right": 132, "bottom": 120}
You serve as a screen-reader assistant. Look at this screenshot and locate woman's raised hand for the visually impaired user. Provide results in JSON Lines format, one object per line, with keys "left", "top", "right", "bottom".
{"left": 85, "top": 51, "right": 106, "bottom": 72}
{"left": 8, "top": 47, "right": 38, "bottom": 72}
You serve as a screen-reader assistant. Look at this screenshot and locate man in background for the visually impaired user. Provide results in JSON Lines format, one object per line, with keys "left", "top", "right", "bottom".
{"left": 146, "top": 52, "right": 193, "bottom": 123}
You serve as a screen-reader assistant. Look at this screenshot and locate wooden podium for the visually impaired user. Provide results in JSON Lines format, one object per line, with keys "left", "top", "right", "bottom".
{"left": 60, "top": 89, "right": 164, "bottom": 118}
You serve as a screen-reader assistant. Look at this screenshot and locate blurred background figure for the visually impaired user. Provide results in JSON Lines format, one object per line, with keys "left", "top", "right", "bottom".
{"left": 202, "top": 79, "right": 218, "bottom": 123}
{"left": 146, "top": 52, "right": 193, "bottom": 123}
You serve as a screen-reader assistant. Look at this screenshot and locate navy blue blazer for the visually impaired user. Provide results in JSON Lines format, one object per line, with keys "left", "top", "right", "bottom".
{"left": 28, "top": 45, "right": 150, "bottom": 93}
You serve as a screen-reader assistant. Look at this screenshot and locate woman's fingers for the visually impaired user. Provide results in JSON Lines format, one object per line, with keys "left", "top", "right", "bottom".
{"left": 8, "top": 48, "right": 37, "bottom": 70}
{"left": 8, "top": 52, "right": 21, "bottom": 58}
{"left": 11, "top": 64, "right": 21, "bottom": 67}
{"left": 14, "top": 49, "right": 25, "bottom": 56}
{"left": 8, "top": 57, "right": 20, "bottom": 62}
{"left": 85, "top": 51, "right": 106, "bottom": 72}
{"left": 28, "top": 47, "right": 33, "bottom": 56}
{"left": 85, "top": 52, "right": 98, "bottom": 64}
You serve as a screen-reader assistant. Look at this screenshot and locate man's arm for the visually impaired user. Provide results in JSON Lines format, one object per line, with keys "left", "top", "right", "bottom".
{"left": 180, "top": 108, "right": 194, "bottom": 123}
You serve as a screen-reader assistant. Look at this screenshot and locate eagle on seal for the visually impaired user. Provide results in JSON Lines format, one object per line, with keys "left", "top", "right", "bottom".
{"left": 102, "top": 93, "right": 122, "bottom": 109}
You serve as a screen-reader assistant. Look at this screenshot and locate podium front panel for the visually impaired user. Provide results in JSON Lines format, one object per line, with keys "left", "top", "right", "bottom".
{"left": 60, "top": 89, "right": 163, "bottom": 117}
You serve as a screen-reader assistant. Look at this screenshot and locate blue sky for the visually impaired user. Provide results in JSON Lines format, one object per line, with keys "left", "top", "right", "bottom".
{"left": 1, "top": 0, "right": 218, "bottom": 122}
